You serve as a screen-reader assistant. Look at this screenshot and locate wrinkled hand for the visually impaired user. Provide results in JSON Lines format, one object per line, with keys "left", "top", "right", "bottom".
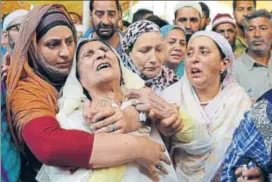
{"left": 1, "top": 52, "right": 11, "bottom": 82}
{"left": 124, "top": 87, "right": 154, "bottom": 112}
{"left": 149, "top": 95, "right": 183, "bottom": 136}
{"left": 236, "top": 167, "right": 264, "bottom": 182}
{"left": 136, "top": 136, "right": 171, "bottom": 182}
{"left": 156, "top": 109, "right": 184, "bottom": 137}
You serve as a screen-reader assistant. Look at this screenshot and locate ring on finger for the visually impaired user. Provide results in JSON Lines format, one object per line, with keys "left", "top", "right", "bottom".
{"left": 155, "top": 163, "right": 163, "bottom": 171}
{"left": 107, "top": 124, "right": 116, "bottom": 132}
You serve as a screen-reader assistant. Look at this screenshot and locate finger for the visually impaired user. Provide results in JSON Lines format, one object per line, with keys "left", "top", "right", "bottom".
{"left": 92, "top": 108, "right": 116, "bottom": 123}
{"left": 235, "top": 168, "right": 243, "bottom": 176}
{"left": 173, "top": 122, "right": 184, "bottom": 134}
{"left": 124, "top": 89, "right": 142, "bottom": 98}
{"left": 242, "top": 168, "right": 261, "bottom": 178}
{"left": 149, "top": 166, "right": 160, "bottom": 181}
{"left": 149, "top": 110, "right": 157, "bottom": 121}
{"left": 91, "top": 112, "right": 118, "bottom": 130}
{"left": 159, "top": 164, "right": 168, "bottom": 175}
{"left": 135, "top": 104, "right": 151, "bottom": 112}
{"left": 4, "top": 52, "right": 11, "bottom": 66}
{"left": 160, "top": 153, "right": 171, "bottom": 165}
{"left": 160, "top": 114, "right": 177, "bottom": 127}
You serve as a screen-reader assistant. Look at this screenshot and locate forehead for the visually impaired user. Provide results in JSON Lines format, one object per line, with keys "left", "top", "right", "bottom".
{"left": 134, "top": 32, "right": 163, "bottom": 47}
{"left": 93, "top": 1, "right": 117, "bottom": 11}
{"left": 167, "top": 28, "right": 185, "bottom": 38}
{"left": 216, "top": 23, "right": 236, "bottom": 30}
{"left": 80, "top": 41, "right": 106, "bottom": 52}
{"left": 248, "top": 17, "right": 272, "bottom": 27}
{"left": 40, "top": 26, "right": 73, "bottom": 41}
{"left": 235, "top": 1, "right": 255, "bottom": 8}
{"left": 176, "top": 7, "right": 200, "bottom": 19}
{"left": 188, "top": 36, "right": 217, "bottom": 48}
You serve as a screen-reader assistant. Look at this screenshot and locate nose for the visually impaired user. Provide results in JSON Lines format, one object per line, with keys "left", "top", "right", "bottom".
{"left": 188, "top": 52, "right": 199, "bottom": 64}
{"left": 185, "top": 20, "right": 191, "bottom": 30}
{"left": 148, "top": 50, "right": 160, "bottom": 65}
{"left": 254, "top": 28, "right": 261, "bottom": 37}
{"left": 96, "top": 49, "right": 106, "bottom": 60}
{"left": 59, "top": 44, "right": 71, "bottom": 59}
{"left": 224, "top": 31, "right": 229, "bottom": 39}
{"left": 102, "top": 14, "right": 110, "bottom": 25}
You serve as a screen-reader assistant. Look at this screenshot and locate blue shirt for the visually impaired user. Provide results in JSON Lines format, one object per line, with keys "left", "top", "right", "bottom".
{"left": 221, "top": 89, "right": 272, "bottom": 181}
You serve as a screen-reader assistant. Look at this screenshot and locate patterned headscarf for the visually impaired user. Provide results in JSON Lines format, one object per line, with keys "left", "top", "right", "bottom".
{"left": 123, "top": 20, "right": 179, "bottom": 94}
{"left": 189, "top": 31, "right": 236, "bottom": 87}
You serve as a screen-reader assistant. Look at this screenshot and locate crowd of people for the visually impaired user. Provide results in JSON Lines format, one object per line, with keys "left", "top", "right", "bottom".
{"left": 0, "top": 0, "right": 271, "bottom": 182}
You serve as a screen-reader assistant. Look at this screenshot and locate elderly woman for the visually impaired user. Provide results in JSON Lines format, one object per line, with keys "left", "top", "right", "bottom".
{"left": 6, "top": 5, "right": 171, "bottom": 181}
{"left": 126, "top": 31, "right": 252, "bottom": 181}
{"left": 160, "top": 25, "right": 187, "bottom": 77}
{"left": 122, "top": 20, "right": 179, "bottom": 94}
{"left": 37, "top": 38, "right": 178, "bottom": 182}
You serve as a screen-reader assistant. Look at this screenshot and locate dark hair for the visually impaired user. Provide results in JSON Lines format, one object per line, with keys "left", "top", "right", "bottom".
{"left": 199, "top": 2, "right": 210, "bottom": 18}
{"left": 122, "top": 20, "right": 130, "bottom": 28}
{"left": 89, "top": 0, "right": 121, "bottom": 13}
{"left": 146, "top": 15, "right": 169, "bottom": 28}
{"left": 69, "top": 12, "right": 82, "bottom": 22}
{"left": 132, "top": 9, "right": 153, "bottom": 23}
{"left": 233, "top": 0, "right": 256, "bottom": 11}
{"left": 244, "top": 9, "right": 272, "bottom": 31}
{"left": 75, "top": 39, "right": 124, "bottom": 100}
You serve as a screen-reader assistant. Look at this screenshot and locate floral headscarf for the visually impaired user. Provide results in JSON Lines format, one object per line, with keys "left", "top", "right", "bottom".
{"left": 122, "top": 20, "right": 179, "bottom": 93}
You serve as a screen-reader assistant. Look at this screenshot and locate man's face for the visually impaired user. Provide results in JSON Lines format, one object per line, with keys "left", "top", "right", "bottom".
{"left": 5, "top": 15, "right": 25, "bottom": 50}
{"left": 246, "top": 17, "right": 272, "bottom": 55}
{"left": 91, "top": 1, "right": 119, "bottom": 40}
{"left": 215, "top": 23, "right": 237, "bottom": 48}
{"left": 234, "top": 1, "right": 255, "bottom": 27}
{"left": 174, "top": 7, "right": 201, "bottom": 41}
{"left": 200, "top": 13, "right": 210, "bottom": 30}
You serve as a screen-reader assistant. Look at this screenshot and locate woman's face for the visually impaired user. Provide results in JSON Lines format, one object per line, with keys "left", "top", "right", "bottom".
{"left": 77, "top": 41, "right": 121, "bottom": 88}
{"left": 129, "top": 32, "right": 164, "bottom": 79}
{"left": 37, "top": 26, "right": 75, "bottom": 73}
{"left": 185, "top": 36, "right": 228, "bottom": 90}
{"left": 164, "top": 28, "right": 186, "bottom": 65}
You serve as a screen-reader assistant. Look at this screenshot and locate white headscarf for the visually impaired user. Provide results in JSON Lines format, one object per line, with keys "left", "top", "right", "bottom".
{"left": 57, "top": 38, "right": 145, "bottom": 117}
{"left": 3, "top": 9, "right": 29, "bottom": 31}
{"left": 189, "top": 31, "right": 236, "bottom": 87}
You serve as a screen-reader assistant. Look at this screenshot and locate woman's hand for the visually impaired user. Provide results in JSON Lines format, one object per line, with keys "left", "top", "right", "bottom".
{"left": 235, "top": 167, "right": 264, "bottom": 182}
{"left": 156, "top": 109, "right": 184, "bottom": 137}
{"left": 124, "top": 87, "right": 154, "bottom": 112}
{"left": 136, "top": 136, "right": 171, "bottom": 182}
{"left": 90, "top": 106, "right": 129, "bottom": 134}
{"left": 1, "top": 52, "right": 11, "bottom": 83}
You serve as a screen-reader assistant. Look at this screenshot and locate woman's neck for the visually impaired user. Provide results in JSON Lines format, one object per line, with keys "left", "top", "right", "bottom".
{"left": 194, "top": 79, "right": 221, "bottom": 103}
{"left": 88, "top": 83, "right": 123, "bottom": 106}
{"left": 165, "top": 62, "right": 178, "bottom": 72}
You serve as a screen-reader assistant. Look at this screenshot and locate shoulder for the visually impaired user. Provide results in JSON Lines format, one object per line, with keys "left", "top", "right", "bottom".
{"left": 161, "top": 79, "right": 182, "bottom": 104}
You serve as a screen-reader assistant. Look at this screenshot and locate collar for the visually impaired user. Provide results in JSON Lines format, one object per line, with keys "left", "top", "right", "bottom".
{"left": 243, "top": 50, "right": 272, "bottom": 70}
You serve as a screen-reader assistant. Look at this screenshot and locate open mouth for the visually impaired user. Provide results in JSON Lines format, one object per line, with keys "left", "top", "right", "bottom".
{"left": 191, "top": 68, "right": 201, "bottom": 74}
{"left": 171, "top": 53, "right": 182, "bottom": 59}
{"left": 96, "top": 62, "right": 111, "bottom": 71}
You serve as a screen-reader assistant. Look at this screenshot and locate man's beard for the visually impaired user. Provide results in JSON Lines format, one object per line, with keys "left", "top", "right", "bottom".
{"left": 94, "top": 22, "right": 115, "bottom": 40}
{"left": 7, "top": 33, "right": 15, "bottom": 51}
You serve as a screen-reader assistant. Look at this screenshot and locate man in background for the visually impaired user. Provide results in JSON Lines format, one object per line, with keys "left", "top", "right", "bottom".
{"left": 173, "top": 2, "right": 202, "bottom": 41}
{"left": 199, "top": 2, "right": 211, "bottom": 30}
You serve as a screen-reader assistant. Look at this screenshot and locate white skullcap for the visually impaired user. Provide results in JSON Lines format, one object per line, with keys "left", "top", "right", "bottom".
{"left": 75, "top": 24, "right": 84, "bottom": 33}
{"left": 3, "top": 9, "right": 29, "bottom": 31}
{"left": 174, "top": 2, "right": 202, "bottom": 18}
